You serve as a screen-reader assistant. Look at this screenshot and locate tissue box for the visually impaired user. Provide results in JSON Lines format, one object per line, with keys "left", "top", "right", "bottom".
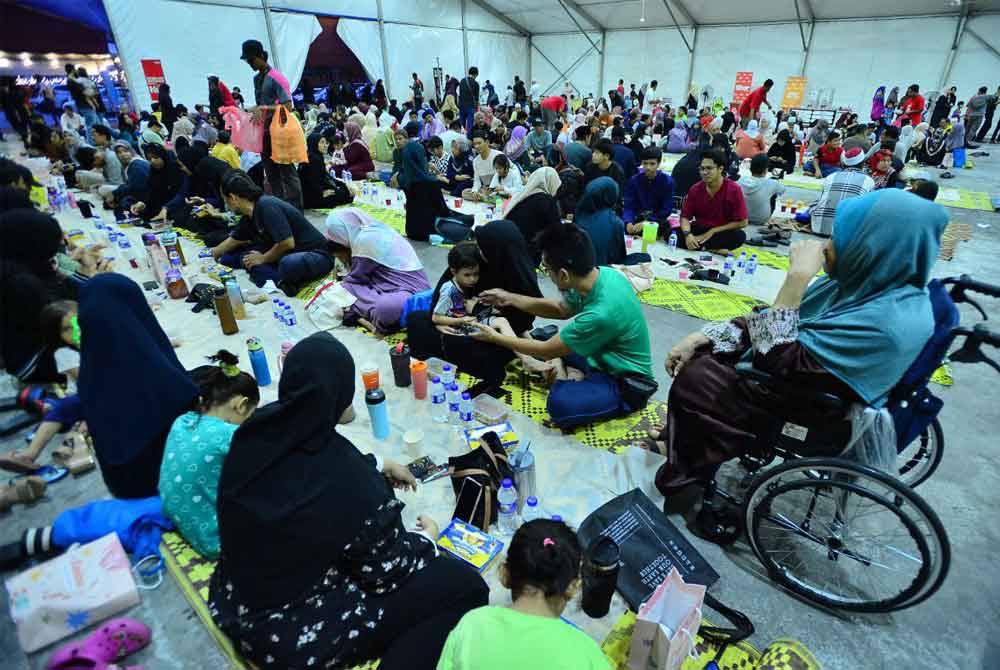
{"left": 437, "top": 519, "right": 504, "bottom": 573}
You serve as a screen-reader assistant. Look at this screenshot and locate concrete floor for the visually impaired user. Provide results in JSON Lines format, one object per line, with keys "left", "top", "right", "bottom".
{"left": 2, "top": 142, "right": 999, "bottom": 670}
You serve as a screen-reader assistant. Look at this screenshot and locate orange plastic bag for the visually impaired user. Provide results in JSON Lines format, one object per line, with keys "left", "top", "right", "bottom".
{"left": 269, "top": 106, "right": 308, "bottom": 165}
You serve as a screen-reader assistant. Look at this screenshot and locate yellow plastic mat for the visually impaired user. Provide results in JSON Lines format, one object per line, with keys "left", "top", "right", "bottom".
{"left": 731, "top": 246, "right": 790, "bottom": 271}
{"left": 639, "top": 279, "right": 766, "bottom": 321}
{"left": 315, "top": 202, "right": 408, "bottom": 236}
{"left": 161, "top": 532, "right": 381, "bottom": 670}
{"left": 939, "top": 221, "right": 973, "bottom": 262}
{"left": 930, "top": 364, "right": 953, "bottom": 387}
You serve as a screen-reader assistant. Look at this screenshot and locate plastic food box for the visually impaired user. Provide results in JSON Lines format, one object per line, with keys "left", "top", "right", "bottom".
{"left": 473, "top": 394, "right": 508, "bottom": 425}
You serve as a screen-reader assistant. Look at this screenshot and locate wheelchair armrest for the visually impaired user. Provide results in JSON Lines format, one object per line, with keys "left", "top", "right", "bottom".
{"left": 735, "top": 363, "right": 848, "bottom": 413}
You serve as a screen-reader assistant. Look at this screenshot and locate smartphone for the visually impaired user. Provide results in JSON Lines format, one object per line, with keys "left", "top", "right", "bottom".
{"left": 142, "top": 281, "right": 159, "bottom": 291}
{"left": 407, "top": 457, "right": 449, "bottom": 483}
{"left": 454, "top": 478, "right": 485, "bottom": 525}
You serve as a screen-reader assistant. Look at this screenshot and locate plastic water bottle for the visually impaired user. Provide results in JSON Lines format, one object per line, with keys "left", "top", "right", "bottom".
{"left": 446, "top": 382, "right": 462, "bottom": 423}
{"left": 551, "top": 514, "right": 563, "bottom": 522}
{"left": 440, "top": 364, "right": 456, "bottom": 386}
{"left": 343, "top": 170, "right": 353, "bottom": 184}
{"left": 667, "top": 232, "right": 678, "bottom": 253}
{"left": 722, "top": 254, "right": 735, "bottom": 278}
{"left": 459, "top": 392, "right": 474, "bottom": 428}
{"left": 733, "top": 251, "right": 747, "bottom": 287}
{"left": 430, "top": 376, "right": 449, "bottom": 423}
{"left": 745, "top": 253, "right": 758, "bottom": 288}
{"left": 117, "top": 237, "right": 138, "bottom": 269}
{"left": 497, "top": 478, "right": 518, "bottom": 535}
{"left": 521, "top": 496, "right": 542, "bottom": 524}
{"left": 282, "top": 303, "right": 300, "bottom": 340}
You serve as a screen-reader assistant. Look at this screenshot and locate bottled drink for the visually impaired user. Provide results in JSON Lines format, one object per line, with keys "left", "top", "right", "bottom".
{"left": 745, "top": 254, "right": 758, "bottom": 288}
{"left": 497, "top": 478, "right": 518, "bottom": 535}
{"left": 733, "top": 251, "right": 747, "bottom": 287}
{"left": 440, "top": 363, "right": 456, "bottom": 386}
{"left": 165, "top": 267, "right": 188, "bottom": 299}
{"left": 213, "top": 287, "right": 238, "bottom": 334}
{"left": 446, "top": 382, "right": 461, "bottom": 422}
{"left": 247, "top": 337, "right": 271, "bottom": 386}
{"left": 667, "top": 232, "right": 678, "bottom": 253}
{"left": 365, "top": 388, "right": 390, "bottom": 440}
{"left": 117, "top": 237, "right": 139, "bottom": 269}
{"left": 277, "top": 341, "right": 293, "bottom": 374}
{"left": 521, "top": 496, "right": 542, "bottom": 524}
{"left": 722, "top": 254, "right": 735, "bottom": 278}
{"left": 282, "top": 303, "right": 300, "bottom": 341}
{"left": 459, "top": 392, "right": 474, "bottom": 428}
{"left": 226, "top": 279, "right": 247, "bottom": 319}
{"left": 430, "top": 376, "right": 448, "bottom": 423}
{"left": 551, "top": 514, "right": 563, "bottom": 522}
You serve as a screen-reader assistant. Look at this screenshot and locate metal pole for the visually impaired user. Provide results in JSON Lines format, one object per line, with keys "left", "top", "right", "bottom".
{"left": 940, "top": 12, "right": 969, "bottom": 91}
{"left": 375, "top": 0, "right": 391, "bottom": 99}
{"left": 800, "top": 21, "right": 814, "bottom": 76}
{"left": 598, "top": 31, "right": 606, "bottom": 96}
{"left": 684, "top": 27, "right": 698, "bottom": 102}
{"left": 461, "top": 0, "right": 470, "bottom": 74}
{"left": 527, "top": 35, "right": 532, "bottom": 87}
{"left": 100, "top": 0, "right": 141, "bottom": 111}
{"left": 261, "top": 0, "right": 281, "bottom": 71}
{"left": 660, "top": 0, "right": 693, "bottom": 53}
{"left": 556, "top": 0, "right": 602, "bottom": 54}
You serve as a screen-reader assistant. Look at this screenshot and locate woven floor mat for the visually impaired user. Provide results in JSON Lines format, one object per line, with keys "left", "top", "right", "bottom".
{"left": 638, "top": 278, "right": 766, "bottom": 320}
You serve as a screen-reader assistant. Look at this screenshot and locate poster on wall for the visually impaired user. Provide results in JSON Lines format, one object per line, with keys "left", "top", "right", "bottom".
{"left": 732, "top": 71, "right": 754, "bottom": 107}
{"left": 781, "top": 76, "right": 807, "bottom": 110}
{"left": 140, "top": 59, "right": 165, "bottom": 101}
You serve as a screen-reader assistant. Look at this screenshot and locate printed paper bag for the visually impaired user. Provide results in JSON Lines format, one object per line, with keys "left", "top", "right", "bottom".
{"left": 627, "top": 567, "right": 705, "bottom": 670}
{"left": 305, "top": 280, "right": 357, "bottom": 330}
{"left": 5, "top": 532, "right": 140, "bottom": 652}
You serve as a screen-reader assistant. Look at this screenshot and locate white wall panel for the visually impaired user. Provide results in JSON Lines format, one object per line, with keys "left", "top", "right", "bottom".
{"left": 381, "top": 0, "right": 462, "bottom": 28}
{"left": 531, "top": 33, "right": 602, "bottom": 101}
{"left": 383, "top": 24, "right": 465, "bottom": 103}
{"left": 466, "top": 31, "right": 529, "bottom": 96}
{"left": 268, "top": 0, "right": 377, "bottom": 19}
{"left": 601, "top": 28, "right": 692, "bottom": 107}
{"left": 949, "top": 15, "right": 1000, "bottom": 104}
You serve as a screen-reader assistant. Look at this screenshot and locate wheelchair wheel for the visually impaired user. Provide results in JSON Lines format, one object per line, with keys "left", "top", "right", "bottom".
{"left": 896, "top": 418, "right": 944, "bottom": 488}
{"left": 743, "top": 458, "right": 950, "bottom": 613}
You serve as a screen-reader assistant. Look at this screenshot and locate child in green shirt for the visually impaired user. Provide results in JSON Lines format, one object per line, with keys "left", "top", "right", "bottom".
{"left": 437, "top": 519, "right": 610, "bottom": 670}
{"left": 159, "top": 350, "right": 259, "bottom": 558}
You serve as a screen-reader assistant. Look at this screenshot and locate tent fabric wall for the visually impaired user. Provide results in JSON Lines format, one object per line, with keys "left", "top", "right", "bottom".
{"left": 384, "top": 24, "right": 465, "bottom": 103}
{"left": 949, "top": 14, "right": 1000, "bottom": 102}
{"left": 336, "top": 19, "right": 385, "bottom": 84}
{"left": 466, "top": 32, "right": 530, "bottom": 100}
{"left": 600, "top": 29, "right": 692, "bottom": 107}
{"left": 104, "top": 0, "right": 319, "bottom": 112}
{"left": 531, "top": 33, "right": 602, "bottom": 99}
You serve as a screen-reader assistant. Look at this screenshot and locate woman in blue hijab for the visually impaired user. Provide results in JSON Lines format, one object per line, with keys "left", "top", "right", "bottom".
{"left": 398, "top": 141, "right": 472, "bottom": 241}
{"left": 649, "top": 189, "right": 948, "bottom": 495}
{"left": 78, "top": 274, "right": 198, "bottom": 498}
{"left": 575, "top": 177, "right": 649, "bottom": 266}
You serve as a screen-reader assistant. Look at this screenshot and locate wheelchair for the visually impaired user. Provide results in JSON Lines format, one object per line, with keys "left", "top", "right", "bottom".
{"left": 695, "top": 275, "right": 1000, "bottom": 613}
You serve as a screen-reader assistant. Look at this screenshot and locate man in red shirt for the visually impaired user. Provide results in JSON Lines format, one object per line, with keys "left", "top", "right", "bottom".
{"left": 898, "top": 84, "right": 925, "bottom": 128}
{"left": 541, "top": 94, "right": 567, "bottom": 130}
{"left": 679, "top": 149, "right": 748, "bottom": 252}
{"left": 738, "top": 79, "right": 775, "bottom": 122}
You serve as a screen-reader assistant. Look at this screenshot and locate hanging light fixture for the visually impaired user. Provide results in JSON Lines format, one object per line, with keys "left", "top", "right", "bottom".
{"left": 640, "top": 0, "right": 646, "bottom": 22}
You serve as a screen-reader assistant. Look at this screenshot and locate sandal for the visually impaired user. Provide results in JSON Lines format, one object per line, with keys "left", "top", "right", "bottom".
{"left": 0, "top": 451, "right": 40, "bottom": 474}
{"left": 746, "top": 236, "right": 778, "bottom": 248}
{"left": 47, "top": 618, "right": 151, "bottom": 670}
{"left": 529, "top": 325, "right": 558, "bottom": 341}
{"left": 52, "top": 435, "right": 96, "bottom": 476}
{"left": 0, "top": 475, "right": 46, "bottom": 512}
{"left": 10, "top": 464, "right": 69, "bottom": 485}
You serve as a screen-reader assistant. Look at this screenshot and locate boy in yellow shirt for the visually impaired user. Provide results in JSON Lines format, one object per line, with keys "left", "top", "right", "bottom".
{"left": 210, "top": 130, "right": 241, "bottom": 169}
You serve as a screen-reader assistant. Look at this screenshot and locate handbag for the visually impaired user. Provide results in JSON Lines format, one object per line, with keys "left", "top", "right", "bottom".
{"left": 577, "top": 488, "right": 719, "bottom": 610}
{"left": 5, "top": 533, "right": 140, "bottom": 652}
{"left": 269, "top": 107, "right": 309, "bottom": 165}
{"left": 447, "top": 431, "right": 514, "bottom": 530}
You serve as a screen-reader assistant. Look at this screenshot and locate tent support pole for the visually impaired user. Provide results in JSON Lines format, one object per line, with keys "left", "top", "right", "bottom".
{"left": 598, "top": 31, "right": 606, "bottom": 95}
{"left": 527, "top": 35, "right": 532, "bottom": 86}
{"left": 660, "top": 0, "right": 693, "bottom": 52}
{"left": 461, "top": 0, "right": 470, "bottom": 74}
{"left": 965, "top": 27, "right": 1000, "bottom": 61}
{"left": 684, "top": 27, "right": 698, "bottom": 103}
{"left": 800, "top": 21, "right": 814, "bottom": 75}
{"left": 100, "top": 0, "right": 140, "bottom": 111}
{"left": 533, "top": 42, "right": 596, "bottom": 97}
{"left": 375, "top": 0, "right": 391, "bottom": 98}
{"left": 939, "top": 9, "right": 969, "bottom": 90}
{"left": 261, "top": 0, "right": 281, "bottom": 71}
{"left": 556, "top": 0, "right": 602, "bottom": 54}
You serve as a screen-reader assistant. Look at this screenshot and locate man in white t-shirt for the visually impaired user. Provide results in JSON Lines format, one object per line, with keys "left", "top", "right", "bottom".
{"left": 641, "top": 80, "right": 659, "bottom": 115}
{"left": 487, "top": 155, "right": 524, "bottom": 198}
{"left": 530, "top": 79, "right": 541, "bottom": 102}
{"left": 462, "top": 132, "right": 502, "bottom": 201}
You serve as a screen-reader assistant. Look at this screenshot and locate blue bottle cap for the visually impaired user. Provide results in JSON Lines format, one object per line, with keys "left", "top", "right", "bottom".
{"left": 526, "top": 496, "right": 538, "bottom": 506}
{"left": 551, "top": 515, "right": 563, "bottom": 521}
{"left": 501, "top": 478, "right": 513, "bottom": 488}
{"left": 461, "top": 392, "right": 471, "bottom": 400}
{"left": 431, "top": 375, "right": 441, "bottom": 383}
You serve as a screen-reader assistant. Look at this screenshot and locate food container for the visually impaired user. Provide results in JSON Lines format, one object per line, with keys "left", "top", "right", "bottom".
{"left": 473, "top": 394, "right": 508, "bottom": 425}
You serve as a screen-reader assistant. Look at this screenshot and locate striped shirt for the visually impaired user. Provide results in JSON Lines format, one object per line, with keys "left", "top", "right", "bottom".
{"left": 810, "top": 169, "right": 875, "bottom": 235}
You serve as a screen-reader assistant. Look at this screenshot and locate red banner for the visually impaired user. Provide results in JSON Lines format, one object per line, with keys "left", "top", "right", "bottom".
{"left": 140, "top": 59, "right": 165, "bottom": 101}
{"left": 732, "top": 71, "right": 754, "bottom": 106}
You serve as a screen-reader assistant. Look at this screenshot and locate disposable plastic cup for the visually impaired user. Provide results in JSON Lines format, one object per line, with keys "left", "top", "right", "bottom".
{"left": 385, "top": 198, "right": 392, "bottom": 207}
{"left": 678, "top": 269, "right": 689, "bottom": 280}
{"left": 410, "top": 360, "right": 428, "bottom": 399}
{"left": 641, "top": 222, "right": 659, "bottom": 252}
{"left": 360, "top": 363, "right": 380, "bottom": 391}
{"left": 454, "top": 198, "right": 463, "bottom": 208}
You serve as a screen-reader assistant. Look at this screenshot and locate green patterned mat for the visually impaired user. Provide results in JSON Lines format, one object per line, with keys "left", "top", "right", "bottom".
{"left": 639, "top": 278, "right": 765, "bottom": 320}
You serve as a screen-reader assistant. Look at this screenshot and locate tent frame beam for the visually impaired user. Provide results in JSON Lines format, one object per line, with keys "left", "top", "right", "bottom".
{"left": 461, "top": 0, "right": 470, "bottom": 74}
{"left": 260, "top": 0, "right": 281, "bottom": 71}
{"left": 556, "top": 0, "right": 602, "bottom": 54}
{"left": 465, "top": 0, "right": 530, "bottom": 36}
{"left": 965, "top": 26, "right": 1000, "bottom": 61}
{"left": 558, "top": 0, "right": 605, "bottom": 31}
{"left": 661, "top": 0, "right": 693, "bottom": 53}
{"left": 939, "top": 5, "right": 970, "bottom": 90}
{"left": 374, "top": 0, "right": 391, "bottom": 98}
{"left": 667, "top": 0, "right": 696, "bottom": 27}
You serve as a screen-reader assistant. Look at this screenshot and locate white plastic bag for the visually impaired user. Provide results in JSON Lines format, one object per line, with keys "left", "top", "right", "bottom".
{"left": 843, "top": 404, "right": 898, "bottom": 473}
{"left": 305, "top": 280, "right": 357, "bottom": 331}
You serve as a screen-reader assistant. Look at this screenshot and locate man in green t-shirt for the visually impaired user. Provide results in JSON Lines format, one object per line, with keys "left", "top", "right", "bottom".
{"left": 471, "top": 224, "right": 655, "bottom": 428}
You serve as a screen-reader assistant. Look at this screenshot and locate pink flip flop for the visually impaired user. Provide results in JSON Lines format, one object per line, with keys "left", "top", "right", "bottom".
{"left": 47, "top": 618, "right": 151, "bottom": 670}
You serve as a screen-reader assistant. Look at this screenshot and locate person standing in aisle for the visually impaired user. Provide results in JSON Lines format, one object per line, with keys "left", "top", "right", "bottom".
{"left": 974, "top": 85, "right": 999, "bottom": 143}
{"left": 459, "top": 67, "right": 480, "bottom": 134}
{"left": 411, "top": 72, "right": 424, "bottom": 108}
{"left": 240, "top": 39, "right": 303, "bottom": 210}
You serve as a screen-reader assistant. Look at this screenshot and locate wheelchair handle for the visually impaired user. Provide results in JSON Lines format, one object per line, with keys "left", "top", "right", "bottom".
{"left": 942, "top": 275, "right": 1000, "bottom": 321}
{"left": 950, "top": 324, "right": 1000, "bottom": 374}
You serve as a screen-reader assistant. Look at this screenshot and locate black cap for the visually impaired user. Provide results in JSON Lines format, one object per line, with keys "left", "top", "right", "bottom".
{"left": 240, "top": 39, "right": 265, "bottom": 61}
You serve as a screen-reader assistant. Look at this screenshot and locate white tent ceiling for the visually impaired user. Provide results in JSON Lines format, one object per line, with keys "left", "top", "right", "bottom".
{"left": 487, "top": 0, "right": 1000, "bottom": 33}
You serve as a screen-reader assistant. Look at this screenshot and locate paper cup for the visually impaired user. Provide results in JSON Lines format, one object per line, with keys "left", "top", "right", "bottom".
{"left": 403, "top": 429, "right": 424, "bottom": 457}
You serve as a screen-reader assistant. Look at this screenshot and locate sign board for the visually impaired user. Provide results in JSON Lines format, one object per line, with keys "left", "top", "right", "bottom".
{"left": 140, "top": 59, "right": 165, "bottom": 101}
{"left": 781, "top": 76, "right": 807, "bottom": 110}
{"left": 732, "top": 71, "right": 754, "bottom": 106}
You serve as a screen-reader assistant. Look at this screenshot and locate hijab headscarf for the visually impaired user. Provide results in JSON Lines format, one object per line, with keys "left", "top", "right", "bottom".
{"left": 945, "top": 119, "right": 965, "bottom": 151}
{"left": 420, "top": 115, "right": 445, "bottom": 141}
{"left": 789, "top": 189, "right": 947, "bottom": 406}
{"left": 325, "top": 208, "right": 424, "bottom": 273}
{"left": 895, "top": 124, "right": 914, "bottom": 163}
{"left": 505, "top": 125, "right": 528, "bottom": 161}
{"left": 78, "top": 274, "right": 197, "bottom": 465}
{"left": 0, "top": 208, "right": 63, "bottom": 276}
{"left": 217, "top": 332, "right": 394, "bottom": 610}
{"left": 467, "top": 221, "right": 542, "bottom": 333}
{"left": 140, "top": 127, "right": 165, "bottom": 151}
{"left": 192, "top": 156, "right": 232, "bottom": 199}
{"left": 871, "top": 86, "right": 886, "bottom": 121}
{"left": 194, "top": 124, "right": 218, "bottom": 146}
{"left": 505, "top": 166, "right": 560, "bottom": 213}
{"left": 344, "top": 121, "right": 365, "bottom": 147}
{"left": 867, "top": 149, "right": 895, "bottom": 189}
{"left": 744, "top": 119, "right": 761, "bottom": 139}
{"left": 398, "top": 140, "right": 438, "bottom": 189}
{"left": 574, "top": 177, "right": 624, "bottom": 266}
{"left": 886, "top": 86, "right": 900, "bottom": 108}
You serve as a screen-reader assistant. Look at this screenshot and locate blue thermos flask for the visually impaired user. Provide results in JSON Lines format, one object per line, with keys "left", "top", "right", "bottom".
{"left": 247, "top": 337, "right": 271, "bottom": 386}
{"left": 366, "top": 387, "right": 390, "bottom": 440}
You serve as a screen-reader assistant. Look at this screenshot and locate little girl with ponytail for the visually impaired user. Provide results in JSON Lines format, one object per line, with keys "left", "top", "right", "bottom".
{"left": 159, "top": 350, "right": 259, "bottom": 558}
{"left": 436, "top": 519, "right": 611, "bottom": 670}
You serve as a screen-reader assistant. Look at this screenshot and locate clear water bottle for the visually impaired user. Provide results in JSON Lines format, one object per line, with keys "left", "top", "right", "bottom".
{"left": 446, "top": 382, "right": 461, "bottom": 423}
{"left": 497, "top": 478, "right": 518, "bottom": 535}
{"left": 282, "top": 303, "right": 299, "bottom": 340}
{"left": 459, "top": 391, "right": 474, "bottom": 428}
{"left": 430, "top": 376, "right": 448, "bottom": 423}
{"left": 722, "top": 254, "right": 735, "bottom": 278}
{"left": 117, "top": 237, "right": 139, "bottom": 269}
{"left": 551, "top": 514, "right": 563, "bottom": 522}
{"left": 733, "top": 251, "right": 747, "bottom": 287}
{"left": 668, "top": 232, "right": 678, "bottom": 253}
{"left": 745, "top": 253, "right": 758, "bottom": 288}
{"left": 343, "top": 170, "right": 353, "bottom": 184}
{"left": 440, "top": 363, "right": 456, "bottom": 386}
{"left": 521, "top": 496, "right": 542, "bottom": 524}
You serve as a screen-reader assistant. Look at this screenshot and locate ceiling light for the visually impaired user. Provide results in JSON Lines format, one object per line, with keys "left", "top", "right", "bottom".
{"left": 640, "top": 0, "right": 646, "bottom": 22}
{"left": 22, "top": 58, "right": 33, "bottom": 66}
{"left": 0, "top": 58, "right": 10, "bottom": 67}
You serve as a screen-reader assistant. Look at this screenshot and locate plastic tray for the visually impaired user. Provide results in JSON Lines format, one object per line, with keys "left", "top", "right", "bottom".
{"left": 473, "top": 394, "right": 508, "bottom": 425}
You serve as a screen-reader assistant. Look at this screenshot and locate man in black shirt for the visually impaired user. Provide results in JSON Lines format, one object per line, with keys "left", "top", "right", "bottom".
{"left": 458, "top": 66, "right": 480, "bottom": 133}
{"left": 671, "top": 148, "right": 702, "bottom": 198}
{"left": 240, "top": 39, "right": 303, "bottom": 210}
{"left": 584, "top": 139, "right": 626, "bottom": 208}
{"left": 211, "top": 172, "right": 333, "bottom": 295}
